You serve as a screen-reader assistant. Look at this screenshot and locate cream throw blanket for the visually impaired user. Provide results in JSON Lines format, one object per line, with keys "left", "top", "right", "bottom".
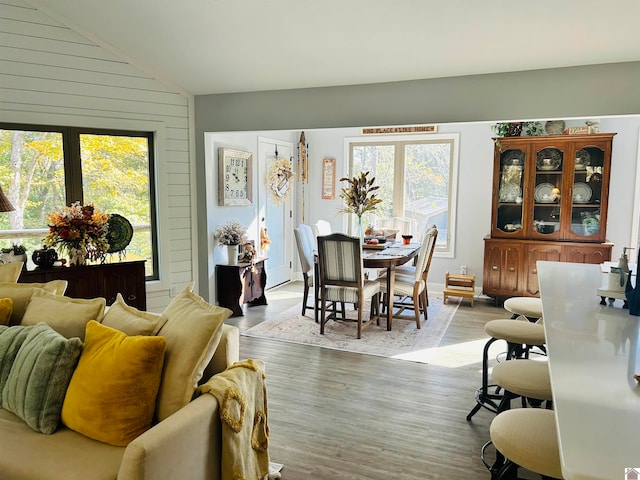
{"left": 198, "top": 358, "right": 270, "bottom": 480}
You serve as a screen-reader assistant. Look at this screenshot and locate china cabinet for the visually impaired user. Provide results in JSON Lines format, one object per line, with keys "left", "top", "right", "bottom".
{"left": 483, "top": 133, "right": 615, "bottom": 301}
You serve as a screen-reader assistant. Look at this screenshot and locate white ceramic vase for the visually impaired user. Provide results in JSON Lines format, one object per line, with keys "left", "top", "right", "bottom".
{"left": 226, "top": 244, "right": 239, "bottom": 265}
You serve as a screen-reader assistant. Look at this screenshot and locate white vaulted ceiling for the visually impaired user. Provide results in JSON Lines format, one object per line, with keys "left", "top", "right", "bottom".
{"left": 24, "top": 0, "right": 640, "bottom": 95}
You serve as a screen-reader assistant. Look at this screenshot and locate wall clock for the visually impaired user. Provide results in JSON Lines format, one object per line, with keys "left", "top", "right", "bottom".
{"left": 218, "top": 148, "right": 252, "bottom": 206}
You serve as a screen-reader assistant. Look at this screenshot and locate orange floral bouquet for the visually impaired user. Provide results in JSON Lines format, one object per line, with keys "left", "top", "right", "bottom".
{"left": 45, "top": 202, "right": 110, "bottom": 262}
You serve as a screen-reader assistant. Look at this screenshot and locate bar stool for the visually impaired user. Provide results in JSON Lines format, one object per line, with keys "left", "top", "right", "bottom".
{"left": 466, "top": 319, "right": 546, "bottom": 420}
{"left": 485, "top": 409, "right": 563, "bottom": 479}
{"left": 503, "top": 296, "right": 543, "bottom": 321}
{"left": 491, "top": 359, "right": 552, "bottom": 412}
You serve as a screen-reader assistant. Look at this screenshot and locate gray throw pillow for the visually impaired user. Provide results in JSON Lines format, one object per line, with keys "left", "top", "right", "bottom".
{"left": 0, "top": 325, "right": 31, "bottom": 404}
{"left": 2, "top": 323, "right": 82, "bottom": 434}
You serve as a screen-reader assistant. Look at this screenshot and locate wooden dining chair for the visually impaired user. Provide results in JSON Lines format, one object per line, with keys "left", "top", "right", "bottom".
{"left": 379, "top": 225, "right": 438, "bottom": 328}
{"left": 317, "top": 233, "right": 380, "bottom": 339}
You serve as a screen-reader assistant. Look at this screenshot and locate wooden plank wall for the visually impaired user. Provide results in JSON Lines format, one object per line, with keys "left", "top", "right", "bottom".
{"left": 0, "top": 0, "right": 195, "bottom": 311}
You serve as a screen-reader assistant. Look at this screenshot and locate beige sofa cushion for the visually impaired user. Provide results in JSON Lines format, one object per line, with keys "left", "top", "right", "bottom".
{"left": 102, "top": 293, "right": 167, "bottom": 336}
{"left": 0, "top": 408, "right": 125, "bottom": 480}
{"left": 21, "top": 290, "right": 105, "bottom": 340}
{"left": 155, "top": 286, "right": 232, "bottom": 421}
{"left": 0, "top": 281, "right": 68, "bottom": 326}
{"left": 0, "top": 262, "right": 24, "bottom": 283}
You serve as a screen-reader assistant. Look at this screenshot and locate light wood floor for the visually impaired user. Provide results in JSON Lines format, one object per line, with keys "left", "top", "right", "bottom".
{"left": 225, "top": 283, "right": 540, "bottom": 480}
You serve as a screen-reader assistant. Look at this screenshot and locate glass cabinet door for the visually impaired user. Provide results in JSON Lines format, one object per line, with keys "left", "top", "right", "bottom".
{"left": 496, "top": 149, "right": 526, "bottom": 234}
{"left": 532, "top": 146, "right": 563, "bottom": 238}
{"left": 570, "top": 145, "right": 604, "bottom": 239}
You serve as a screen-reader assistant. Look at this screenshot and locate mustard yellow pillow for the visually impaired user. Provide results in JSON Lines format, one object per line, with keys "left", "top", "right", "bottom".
{"left": 0, "top": 298, "right": 12, "bottom": 325}
{"left": 0, "top": 262, "right": 23, "bottom": 283}
{"left": 102, "top": 293, "right": 167, "bottom": 336}
{"left": 21, "top": 290, "right": 105, "bottom": 341}
{"left": 155, "top": 285, "right": 231, "bottom": 421}
{"left": 62, "top": 321, "right": 166, "bottom": 446}
{"left": 0, "top": 280, "right": 68, "bottom": 326}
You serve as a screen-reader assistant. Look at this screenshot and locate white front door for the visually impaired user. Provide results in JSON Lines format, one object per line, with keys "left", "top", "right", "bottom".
{"left": 258, "top": 137, "right": 293, "bottom": 288}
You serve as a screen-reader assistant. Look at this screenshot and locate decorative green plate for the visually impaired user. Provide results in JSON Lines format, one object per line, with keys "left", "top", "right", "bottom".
{"left": 107, "top": 214, "right": 133, "bottom": 253}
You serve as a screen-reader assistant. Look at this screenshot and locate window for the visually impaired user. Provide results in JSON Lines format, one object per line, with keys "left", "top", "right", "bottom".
{"left": 0, "top": 123, "right": 158, "bottom": 279}
{"left": 347, "top": 134, "right": 459, "bottom": 256}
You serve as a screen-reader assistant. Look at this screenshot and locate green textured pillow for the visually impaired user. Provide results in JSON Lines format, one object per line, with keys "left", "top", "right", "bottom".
{"left": 2, "top": 323, "right": 82, "bottom": 434}
{"left": 0, "top": 280, "right": 68, "bottom": 326}
{"left": 21, "top": 290, "right": 105, "bottom": 340}
{"left": 0, "top": 325, "right": 31, "bottom": 404}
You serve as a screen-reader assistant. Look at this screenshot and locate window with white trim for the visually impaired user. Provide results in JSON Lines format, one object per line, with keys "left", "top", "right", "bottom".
{"left": 347, "top": 134, "right": 459, "bottom": 256}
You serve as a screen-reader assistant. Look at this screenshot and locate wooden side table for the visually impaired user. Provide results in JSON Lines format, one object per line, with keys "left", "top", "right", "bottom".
{"left": 216, "top": 258, "right": 267, "bottom": 317}
{"left": 443, "top": 272, "right": 475, "bottom": 306}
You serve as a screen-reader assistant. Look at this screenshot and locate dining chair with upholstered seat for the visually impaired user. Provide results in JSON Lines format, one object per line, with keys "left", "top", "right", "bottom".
{"left": 379, "top": 225, "right": 438, "bottom": 328}
{"left": 313, "top": 219, "right": 332, "bottom": 240}
{"left": 293, "top": 224, "right": 317, "bottom": 316}
{"left": 317, "top": 233, "right": 380, "bottom": 339}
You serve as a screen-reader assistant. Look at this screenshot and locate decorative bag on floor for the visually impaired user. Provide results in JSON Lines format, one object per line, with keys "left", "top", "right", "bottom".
{"left": 625, "top": 249, "right": 640, "bottom": 316}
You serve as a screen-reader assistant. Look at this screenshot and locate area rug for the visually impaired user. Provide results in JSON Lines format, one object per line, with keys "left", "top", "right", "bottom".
{"left": 242, "top": 295, "right": 460, "bottom": 363}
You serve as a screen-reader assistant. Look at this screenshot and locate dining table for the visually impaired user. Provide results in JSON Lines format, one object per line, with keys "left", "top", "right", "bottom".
{"left": 537, "top": 260, "right": 640, "bottom": 480}
{"left": 314, "top": 241, "right": 421, "bottom": 331}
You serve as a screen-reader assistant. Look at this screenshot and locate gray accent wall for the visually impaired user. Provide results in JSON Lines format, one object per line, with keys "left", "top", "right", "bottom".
{"left": 196, "top": 63, "right": 640, "bottom": 296}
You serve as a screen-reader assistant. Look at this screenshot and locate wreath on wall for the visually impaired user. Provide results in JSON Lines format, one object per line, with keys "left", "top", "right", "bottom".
{"left": 267, "top": 157, "right": 294, "bottom": 203}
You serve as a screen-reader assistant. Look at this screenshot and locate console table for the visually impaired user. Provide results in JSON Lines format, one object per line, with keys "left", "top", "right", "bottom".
{"left": 19, "top": 260, "right": 146, "bottom": 310}
{"left": 216, "top": 258, "right": 267, "bottom": 317}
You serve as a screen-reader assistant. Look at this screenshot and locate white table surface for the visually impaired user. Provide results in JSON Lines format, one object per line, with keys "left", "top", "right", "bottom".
{"left": 538, "top": 261, "right": 640, "bottom": 480}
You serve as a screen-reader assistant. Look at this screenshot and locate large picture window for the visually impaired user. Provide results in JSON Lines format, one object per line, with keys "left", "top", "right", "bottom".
{"left": 0, "top": 123, "right": 158, "bottom": 279}
{"left": 348, "top": 134, "right": 459, "bottom": 256}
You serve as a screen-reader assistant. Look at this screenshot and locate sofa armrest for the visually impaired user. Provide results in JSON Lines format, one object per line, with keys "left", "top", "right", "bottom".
{"left": 118, "top": 394, "right": 222, "bottom": 480}
{"left": 202, "top": 324, "right": 239, "bottom": 382}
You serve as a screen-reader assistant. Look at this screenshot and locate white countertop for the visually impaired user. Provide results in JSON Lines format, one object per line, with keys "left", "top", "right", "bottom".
{"left": 538, "top": 261, "right": 640, "bottom": 480}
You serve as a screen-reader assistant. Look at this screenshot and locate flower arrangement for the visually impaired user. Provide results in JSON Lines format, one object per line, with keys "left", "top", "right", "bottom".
{"left": 215, "top": 220, "right": 247, "bottom": 245}
{"left": 44, "top": 202, "right": 110, "bottom": 261}
{"left": 338, "top": 171, "right": 383, "bottom": 218}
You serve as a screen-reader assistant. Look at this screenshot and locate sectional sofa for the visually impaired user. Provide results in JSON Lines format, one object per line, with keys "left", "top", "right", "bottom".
{"left": 0, "top": 263, "right": 243, "bottom": 480}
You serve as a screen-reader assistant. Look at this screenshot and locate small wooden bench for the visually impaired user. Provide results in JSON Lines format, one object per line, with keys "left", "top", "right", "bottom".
{"left": 443, "top": 272, "right": 475, "bottom": 306}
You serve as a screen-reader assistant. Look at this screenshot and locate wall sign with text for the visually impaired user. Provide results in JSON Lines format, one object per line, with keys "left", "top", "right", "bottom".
{"left": 322, "top": 157, "right": 336, "bottom": 200}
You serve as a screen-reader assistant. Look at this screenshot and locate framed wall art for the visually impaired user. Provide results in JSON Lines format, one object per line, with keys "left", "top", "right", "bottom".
{"left": 218, "top": 148, "right": 252, "bottom": 206}
{"left": 322, "top": 157, "right": 336, "bottom": 199}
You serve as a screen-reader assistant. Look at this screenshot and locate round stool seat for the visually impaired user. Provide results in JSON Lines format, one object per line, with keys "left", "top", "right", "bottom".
{"left": 504, "top": 297, "right": 543, "bottom": 319}
{"left": 484, "top": 319, "right": 546, "bottom": 346}
{"left": 492, "top": 359, "right": 552, "bottom": 401}
{"left": 490, "top": 409, "right": 563, "bottom": 479}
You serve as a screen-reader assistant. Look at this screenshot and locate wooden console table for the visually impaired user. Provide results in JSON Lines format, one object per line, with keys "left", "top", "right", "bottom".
{"left": 216, "top": 258, "right": 267, "bottom": 317}
{"left": 19, "top": 260, "right": 146, "bottom": 310}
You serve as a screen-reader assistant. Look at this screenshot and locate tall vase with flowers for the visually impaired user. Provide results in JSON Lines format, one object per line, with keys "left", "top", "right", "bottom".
{"left": 215, "top": 220, "right": 247, "bottom": 265}
{"left": 338, "top": 171, "right": 383, "bottom": 243}
{"left": 44, "top": 202, "right": 110, "bottom": 266}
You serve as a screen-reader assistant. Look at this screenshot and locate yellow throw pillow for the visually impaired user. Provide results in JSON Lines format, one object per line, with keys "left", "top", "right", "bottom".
{"left": 21, "top": 290, "right": 105, "bottom": 340}
{"left": 62, "top": 321, "right": 166, "bottom": 446}
{"left": 0, "top": 298, "right": 13, "bottom": 326}
{"left": 102, "top": 293, "right": 167, "bottom": 336}
{"left": 0, "top": 262, "right": 24, "bottom": 283}
{"left": 0, "top": 280, "right": 68, "bottom": 326}
{"left": 154, "top": 285, "right": 231, "bottom": 421}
